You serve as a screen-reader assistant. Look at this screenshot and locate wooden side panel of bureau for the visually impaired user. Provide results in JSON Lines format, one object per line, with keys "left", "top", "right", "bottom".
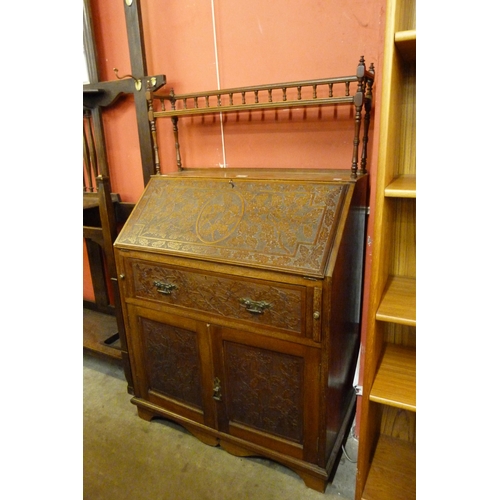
{"left": 114, "top": 169, "right": 368, "bottom": 492}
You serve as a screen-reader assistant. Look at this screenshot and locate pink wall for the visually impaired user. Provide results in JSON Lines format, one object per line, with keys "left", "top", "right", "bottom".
{"left": 85, "top": 0, "right": 388, "bottom": 431}
{"left": 138, "top": 0, "right": 385, "bottom": 175}
{"left": 87, "top": 0, "right": 385, "bottom": 198}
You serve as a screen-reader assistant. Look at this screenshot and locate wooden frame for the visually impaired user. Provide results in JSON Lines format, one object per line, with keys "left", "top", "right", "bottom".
{"left": 146, "top": 57, "right": 374, "bottom": 178}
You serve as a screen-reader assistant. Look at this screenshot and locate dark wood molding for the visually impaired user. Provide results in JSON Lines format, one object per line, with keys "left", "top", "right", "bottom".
{"left": 123, "top": 0, "right": 166, "bottom": 185}
{"left": 83, "top": 0, "right": 99, "bottom": 83}
{"left": 84, "top": 79, "right": 135, "bottom": 109}
{"left": 123, "top": 0, "right": 148, "bottom": 78}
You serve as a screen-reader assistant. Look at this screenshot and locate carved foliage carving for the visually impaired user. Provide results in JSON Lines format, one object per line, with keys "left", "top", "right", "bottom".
{"left": 141, "top": 317, "right": 203, "bottom": 409}
{"left": 224, "top": 341, "right": 304, "bottom": 443}
{"left": 132, "top": 261, "right": 304, "bottom": 333}
{"left": 117, "top": 178, "right": 345, "bottom": 275}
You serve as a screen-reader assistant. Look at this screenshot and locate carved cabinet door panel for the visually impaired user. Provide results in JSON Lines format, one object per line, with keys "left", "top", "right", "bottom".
{"left": 127, "top": 305, "right": 216, "bottom": 428}
{"left": 211, "top": 325, "right": 322, "bottom": 463}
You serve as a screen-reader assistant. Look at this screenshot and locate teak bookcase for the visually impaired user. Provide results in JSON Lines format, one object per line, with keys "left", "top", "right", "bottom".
{"left": 355, "top": 0, "right": 416, "bottom": 499}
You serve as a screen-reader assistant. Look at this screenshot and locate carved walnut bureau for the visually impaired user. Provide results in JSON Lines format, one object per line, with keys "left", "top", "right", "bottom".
{"left": 114, "top": 168, "right": 368, "bottom": 492}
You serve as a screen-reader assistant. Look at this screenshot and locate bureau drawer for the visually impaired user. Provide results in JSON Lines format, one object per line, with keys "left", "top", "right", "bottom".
{"left": 123, "top": 258, "right": 321, "bottom": 339}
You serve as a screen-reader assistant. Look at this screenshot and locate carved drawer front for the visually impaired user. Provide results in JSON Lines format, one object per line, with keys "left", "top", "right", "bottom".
{"left": 127, "top": 258, "right": 315, "bottom": 338}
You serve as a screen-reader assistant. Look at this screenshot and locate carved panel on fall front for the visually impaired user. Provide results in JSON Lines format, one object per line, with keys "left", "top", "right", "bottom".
{"left": 129, "top": 259, "right": 307, "bottom": 336}
{"left": 141, "top": 317, "right": 203, "bottom": 409}
{"left": 116, "top": 177, "right": 347, "bottom": 277}
{"left": 223, "top": 341, "right": 304, "bottom": 443}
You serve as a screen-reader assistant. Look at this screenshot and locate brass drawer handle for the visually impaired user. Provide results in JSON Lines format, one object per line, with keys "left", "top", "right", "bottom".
{"left": 239, "top": 298, "right": 272, "bottom": 315}
{"left": 153, "top": 280, "right": 177, "bottom": 295}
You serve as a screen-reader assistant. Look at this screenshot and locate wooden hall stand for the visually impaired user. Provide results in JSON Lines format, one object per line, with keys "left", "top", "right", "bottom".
{"left": 114, "top": 58, "right": 374, "bottom": 492}
{"left": 83, "top": 0, "right": 166, "bottom": 392}
{"left": 83, "top": 0, "right": 132, "bottom": 384}
{"left": 83, "top": 0, "right": 130, "bottom": 376}
{"left": 83, "top": 92, "right": 134, "bottom": 383}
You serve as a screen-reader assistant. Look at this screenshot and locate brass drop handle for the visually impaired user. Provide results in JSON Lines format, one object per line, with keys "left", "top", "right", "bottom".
{"left": 153, "top": 280, "right": 177, "bottom": 295}
{"left": 239, "top": 298, "right": 272, "bottom": 315}
{"left": 213, "top": 377, "right": 222, "bottom": 401}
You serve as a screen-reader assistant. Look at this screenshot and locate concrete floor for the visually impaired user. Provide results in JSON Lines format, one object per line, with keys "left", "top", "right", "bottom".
{"left": 83, "top": 353, "right": 358, "bottom": 500}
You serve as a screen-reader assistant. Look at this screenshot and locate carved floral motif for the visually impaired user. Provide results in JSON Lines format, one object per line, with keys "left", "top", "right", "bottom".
{"left": 142, "top": 317, "right": 203, "bottom": 409}
{"left": 117, "top": 178, "right": 345, "bottom": 275}
{"left": 224, "top": 341, "right": 304, "bottom": 443}
{"left": 132, "top": 261, "right": 304, "bottom": 333}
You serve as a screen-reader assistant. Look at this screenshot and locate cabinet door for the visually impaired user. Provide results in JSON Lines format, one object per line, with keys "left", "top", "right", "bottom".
{"left": 127, "top": 305, "right": 216, "bottom": 427}
{"left": 211, "top": 325, "right": 321, "bottom": 463}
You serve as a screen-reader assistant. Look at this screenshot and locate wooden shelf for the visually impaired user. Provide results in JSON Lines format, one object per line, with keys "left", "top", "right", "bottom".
{"left": 376, "top": 276, "right": 416, "bottom": 326}
{"left": 361, "top": 435, "right": 416, "bottom": 500}
{"left": 370, "top": 344, "right": 416, "bottom": 411}
{"left": 395, "top": 30, "right": 416, "bottom": 62}
{"left": 385, "top": 175, "right": 416, "bottom": 198}
{"left": 355, "top": 1, "right": 416, "bottom": 498}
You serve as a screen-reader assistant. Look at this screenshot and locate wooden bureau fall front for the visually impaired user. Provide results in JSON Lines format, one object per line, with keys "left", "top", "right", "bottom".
{"left": 114, "top": 169, "right": 368, "bottom": 492}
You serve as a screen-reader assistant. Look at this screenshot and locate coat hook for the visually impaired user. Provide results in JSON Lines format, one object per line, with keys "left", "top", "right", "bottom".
{"left": 113, "top": 68, "right": 142, "bottom": 91}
